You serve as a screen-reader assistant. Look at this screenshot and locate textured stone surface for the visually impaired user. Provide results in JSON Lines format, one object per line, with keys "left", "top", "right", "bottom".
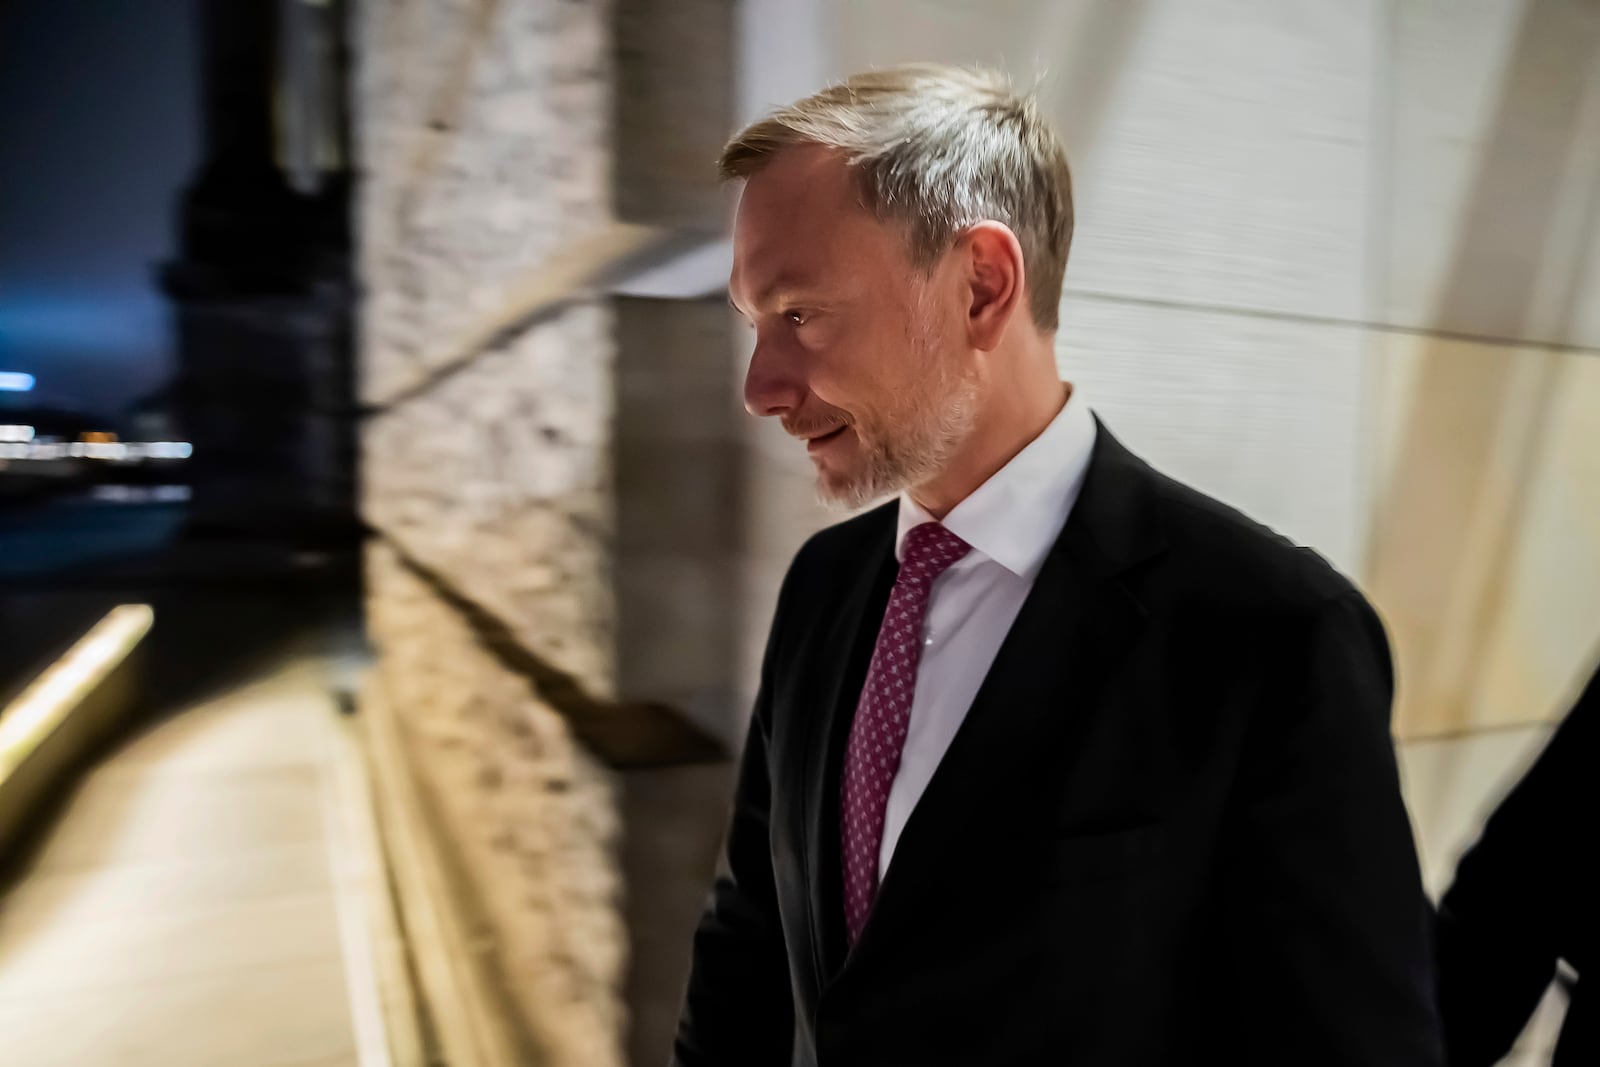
{"left": 357, "top": 0, "right": 625, "bottom": 1063}
{"left": 357, "top": 0, "right": 613, "bottom": 401}
{"left": 363, "top": 303, "right": 617, "bottom": 697}
{"left": 367, "top": 543, "right": 626, "bottom": 1066}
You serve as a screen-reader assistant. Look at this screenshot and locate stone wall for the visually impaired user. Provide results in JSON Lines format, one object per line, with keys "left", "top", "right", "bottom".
{"left": 356, "top": 0, "right": 627, "bottom": 1062}
{"left": 357, "top": 1, "right": 739, "bottom": 1064}
{"left": 358, "top": 0, "right": 617, "bottom": 695}
{"left": 366, "top": 542, "right": 625, "bottom": 1064}
{"left": 363, "top": 305, "right": 618, "bottom": 697}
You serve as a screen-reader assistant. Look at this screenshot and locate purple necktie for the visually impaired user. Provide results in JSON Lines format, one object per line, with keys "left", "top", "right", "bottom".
{"left": 840, "top": 521, "right": 972, "bottom": 947}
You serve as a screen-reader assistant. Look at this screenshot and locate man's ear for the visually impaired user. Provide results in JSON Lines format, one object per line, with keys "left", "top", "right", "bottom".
{"left": 961, "top": 221, "right": 1027, "bottom": 352}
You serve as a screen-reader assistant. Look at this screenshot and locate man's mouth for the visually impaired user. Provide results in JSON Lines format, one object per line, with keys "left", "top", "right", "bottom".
{"left": 805, "top": 425, "right": 848, "bottom": 451}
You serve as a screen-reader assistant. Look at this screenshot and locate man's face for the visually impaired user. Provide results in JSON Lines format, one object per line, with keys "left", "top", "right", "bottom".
{"left": 729, "top": 146, "right": 979, "bottom": 509}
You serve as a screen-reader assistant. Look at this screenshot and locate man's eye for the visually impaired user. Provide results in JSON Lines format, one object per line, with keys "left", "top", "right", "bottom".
{"left": 785, "top": 309, "right": 809, "bottom": 326}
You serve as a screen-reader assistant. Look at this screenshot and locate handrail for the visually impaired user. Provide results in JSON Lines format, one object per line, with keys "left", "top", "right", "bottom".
{"left": 0, "top": 604, "right": 154, "bottom": 861}
{"left": 0, "top": 605, "right": 153, "bottom": 780}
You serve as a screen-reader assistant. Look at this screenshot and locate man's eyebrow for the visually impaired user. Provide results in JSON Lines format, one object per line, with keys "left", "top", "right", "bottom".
{"left": 730, "top": 279, "right": 809, "bottom": 318}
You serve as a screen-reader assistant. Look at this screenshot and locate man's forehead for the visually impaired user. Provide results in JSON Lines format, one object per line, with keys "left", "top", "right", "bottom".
{"left": 730, "top": 149, "right": 886, "bottom": 303}
{"left": 735, "top": 148, "right": 864, "bottom": 236}
{"left": 746, "top": 143, "right": 854, "bottom": 199}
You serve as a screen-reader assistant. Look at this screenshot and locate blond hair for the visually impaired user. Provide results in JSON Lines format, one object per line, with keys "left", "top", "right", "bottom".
{"left": 720, "top": 64, "right": 1074, "bottom": 331}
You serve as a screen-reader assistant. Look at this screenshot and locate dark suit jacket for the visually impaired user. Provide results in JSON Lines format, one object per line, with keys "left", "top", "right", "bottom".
{"left": 674, "top": 422, "right": 1444, "bottom": 1066}
{"left": 1436, "top": 660, "right": 1596, "bottom": 1066}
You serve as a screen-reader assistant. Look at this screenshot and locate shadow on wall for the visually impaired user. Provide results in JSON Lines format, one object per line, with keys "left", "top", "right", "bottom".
{"left": 612, "top": 294, "right": 746, "bottom": 1067}
{"left": 1368, "top": 0, "right": 1600, "bottom": 741}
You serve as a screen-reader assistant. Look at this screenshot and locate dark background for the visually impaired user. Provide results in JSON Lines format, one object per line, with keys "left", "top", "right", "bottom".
{"left": 0, "top": 0, "right": 200, "bottom": 418}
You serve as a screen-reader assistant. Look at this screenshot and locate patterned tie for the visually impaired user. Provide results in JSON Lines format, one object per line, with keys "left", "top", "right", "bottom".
{"left": 840, "top": 521, "right": 972, "bottom": 947}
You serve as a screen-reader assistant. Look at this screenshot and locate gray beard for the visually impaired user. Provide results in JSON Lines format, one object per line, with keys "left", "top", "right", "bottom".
{"left": 816, "top": 372, "right": 981, "bottom": 512}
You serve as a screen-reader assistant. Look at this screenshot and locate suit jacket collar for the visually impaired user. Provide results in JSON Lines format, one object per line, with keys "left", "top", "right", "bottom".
{"left": 801, "top": 418, "right": 1168, "bottom": 990}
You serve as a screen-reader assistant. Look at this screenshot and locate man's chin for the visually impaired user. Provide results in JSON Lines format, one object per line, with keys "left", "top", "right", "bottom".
{"left": 814, "top": 467, "right": 895, "bottom": 513}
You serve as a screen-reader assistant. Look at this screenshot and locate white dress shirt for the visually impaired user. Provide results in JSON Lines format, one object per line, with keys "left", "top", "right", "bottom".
{"left": 879, "top": 385, "right": 1098, "bottom": 873}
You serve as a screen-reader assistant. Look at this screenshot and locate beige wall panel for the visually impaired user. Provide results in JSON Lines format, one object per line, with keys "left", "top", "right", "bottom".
{"left": 1366, "top": 332, "right": 1600, "bottom": 738}
{"left": 1384, "top": 0, "right": 1600, "bottom": 347}
{"left": 830, "top": 0, "right": 1381, "bottom": 321}
{"left": 1058, "top": 297, "right": 1371, "bottom": 576}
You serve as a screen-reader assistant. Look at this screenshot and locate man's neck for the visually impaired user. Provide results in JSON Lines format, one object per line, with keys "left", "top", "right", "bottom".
{"left": 910, "top": 375, "right": 1071, "bottom": 520}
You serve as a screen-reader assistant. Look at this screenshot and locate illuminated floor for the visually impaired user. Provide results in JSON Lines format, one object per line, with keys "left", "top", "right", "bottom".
{"left": 0, "top": 654, "right": 390, "bottom": 1067}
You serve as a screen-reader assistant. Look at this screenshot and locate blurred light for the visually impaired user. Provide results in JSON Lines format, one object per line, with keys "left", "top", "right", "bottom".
{"left": 145, "top": 441, "right": 194, "bottom": 460}
{"left": 89, "top": 484, "right": 191, "bottom": 503}
{"left": 0, "top": 425, "right": 34, "bottom": 442}
{"left": 0, "top": 439, "right": 193, "bottom": 463}
{"left": 0, "top": 372, "right": 35, "bottom": 392}
{"left": 81, "top": 431, "right": 118, "bottom": 443}
{"left": 83, "top": 442, "right": 131, "bottom": 461}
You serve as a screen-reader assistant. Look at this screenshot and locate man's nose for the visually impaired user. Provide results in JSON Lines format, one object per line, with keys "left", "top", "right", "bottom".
{"left": 743, "top": 339, "right": 805, "bottom": 418}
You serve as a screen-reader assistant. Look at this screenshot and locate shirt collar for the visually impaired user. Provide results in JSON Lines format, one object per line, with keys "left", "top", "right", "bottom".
{"left": 896, "top": 384, "right": 1098, "bottom": 581}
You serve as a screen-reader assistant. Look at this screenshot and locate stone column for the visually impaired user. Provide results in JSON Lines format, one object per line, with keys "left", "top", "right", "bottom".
{"left": 356, "top": 0, "right": 626, "bottom": 1062}
{"left": 357, "top": 1, "right": 740, "bottom": 1064}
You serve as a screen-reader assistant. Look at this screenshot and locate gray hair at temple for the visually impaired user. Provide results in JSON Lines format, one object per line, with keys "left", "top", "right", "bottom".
{"left": 719, "top": 63, "right": 1075, "bottom": 332}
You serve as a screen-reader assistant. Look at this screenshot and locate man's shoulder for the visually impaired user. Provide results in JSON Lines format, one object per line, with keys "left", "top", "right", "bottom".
{"left": 1136, "top": 460, "right": 1361, "bottom": 617}
{"left": 1130, "top": 463, "right": 1393, "bottom": 695}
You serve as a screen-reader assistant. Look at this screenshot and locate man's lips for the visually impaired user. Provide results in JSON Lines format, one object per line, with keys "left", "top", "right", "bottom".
{"left": 803, "top": 425, "right": 848, "bottom": 452}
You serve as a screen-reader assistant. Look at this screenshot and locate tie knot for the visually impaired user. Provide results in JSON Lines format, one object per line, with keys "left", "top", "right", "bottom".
{"left": 898, "top": 522, "right": 971, "bottom": 584}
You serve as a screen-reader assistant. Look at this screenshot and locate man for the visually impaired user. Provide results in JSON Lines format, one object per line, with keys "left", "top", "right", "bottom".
{"left": 1436, "top": 658, "right": 1596, "bottom": 1066}
{"left": 675, "top": 65, "right": 1442, "bottom": 1066}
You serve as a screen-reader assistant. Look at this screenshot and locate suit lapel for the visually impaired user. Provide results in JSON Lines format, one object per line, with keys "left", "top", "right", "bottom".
{"left": 829, "top": 421, "right": 1167, "bottom": 985}
{"left": 801, "top": 521, "right": 898, "bottom": 986}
